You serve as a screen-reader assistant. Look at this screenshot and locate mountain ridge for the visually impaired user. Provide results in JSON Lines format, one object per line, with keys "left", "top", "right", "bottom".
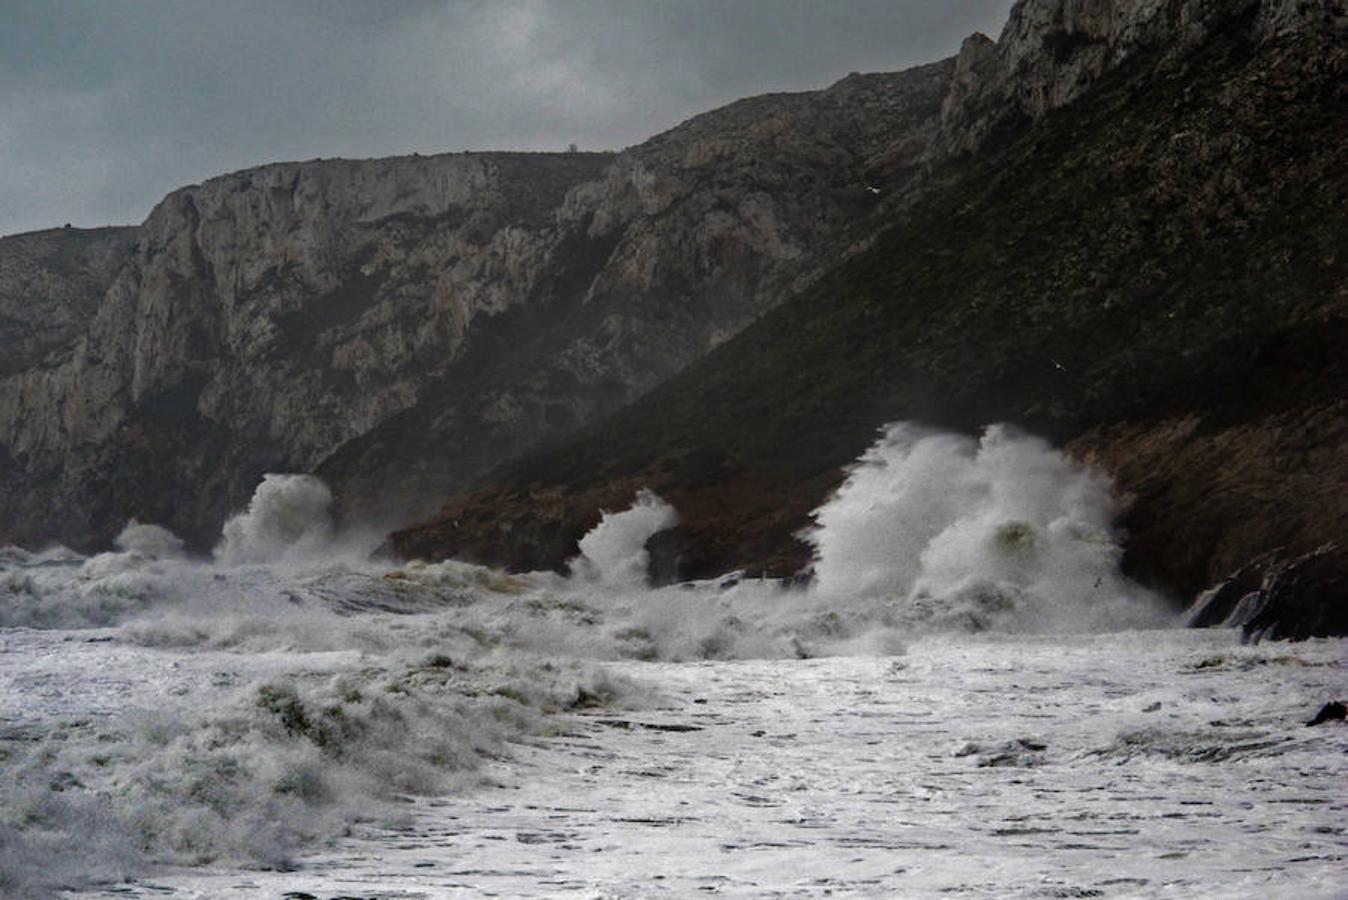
{"left": 390, "top": 0, "right": 1347, "bottom": 632}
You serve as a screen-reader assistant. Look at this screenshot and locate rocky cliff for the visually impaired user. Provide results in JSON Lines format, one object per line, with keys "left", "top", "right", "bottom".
{"left": 0, "top": 226, "right": 138, "bottom": 377}
{"left": 3, "top": 0, "right": 1343, "bottom": 637}
{"left": 1, "top": 59, "right": 957, "bottom": 551}
{"left": 391, "top": 0, "right": 1347, "bottom": 632}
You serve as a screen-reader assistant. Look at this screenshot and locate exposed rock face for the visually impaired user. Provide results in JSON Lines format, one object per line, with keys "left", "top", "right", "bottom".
{"left": 0, "top": 227, "right": 138, "bottom": 377}
{"left": 392, "top": 0, "right": 1347, "bottom": 638}
{"left": 1185, "top": 544, "right": 1348, "bottom": 642}
{"left": 0, "top": 62, "right": 957, "bottom": 551}
{"left": 315, "top": 64, "right": 958, "bottom": 528}
{"left": 933, "top": 0, "right": 1347, "bottom": 157}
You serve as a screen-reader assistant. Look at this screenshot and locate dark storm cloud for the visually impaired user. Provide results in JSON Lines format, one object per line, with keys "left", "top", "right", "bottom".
{"left": 0, "top": 0, "right": 1014, "bottom": 237}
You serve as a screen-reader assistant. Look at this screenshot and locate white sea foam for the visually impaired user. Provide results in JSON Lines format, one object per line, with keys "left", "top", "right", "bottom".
{"left": 114, "top": 519, "right": 186, "bottom": 559}
{"left": 0, "top": 429, "right": 1183, "bottom": 891}
{"left": 805, "top": 423, "right": 1168, "bottom": 632}
{"left": 0, "top": 623, "right": 648, "bottom": 895}
{"left": 215, "top": 474, "right": 338, "bottom": 565}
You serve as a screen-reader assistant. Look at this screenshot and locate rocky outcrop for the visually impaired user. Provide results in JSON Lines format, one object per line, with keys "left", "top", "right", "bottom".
{"left": 1306, "top": 701, "right": 1346, "bottom": 726}
{"left": 1067, "top": 316, "right": 1348, "bottom": 603}
{"left": 1185, "top": 544, "right": 1348, "bottom": 642}
{"left": 392, "top": 0, "right": 1347, "bottom": 640}
{"left": 0, "top": 61, "right": 955, "bottom": 551}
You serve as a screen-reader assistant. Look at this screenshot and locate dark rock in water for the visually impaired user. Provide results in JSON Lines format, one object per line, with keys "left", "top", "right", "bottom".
{"left": 645, "top": 527, "right": 685, "bottom": 587}
{"left": 1185, "top": 543, "right": 1348, "bottom": 642}
{"left": 1184, "top": 552, "right": 1274, "bottom": 630}
{"left": 596, "top": 718, "right": 704, "bottom": 733}
{"left": 1306, "top": 701, "right": 1346, "bottom": 727}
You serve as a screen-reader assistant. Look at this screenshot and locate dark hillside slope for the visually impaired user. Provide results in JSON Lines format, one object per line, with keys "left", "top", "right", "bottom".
{"left": 393, "top": 18, "right": 1347, "bottom": 615}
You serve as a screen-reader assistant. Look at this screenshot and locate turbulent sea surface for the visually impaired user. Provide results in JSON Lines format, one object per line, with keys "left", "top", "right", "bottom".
{"left": 1, "top": 426, "right": 1344, "bottom": 898}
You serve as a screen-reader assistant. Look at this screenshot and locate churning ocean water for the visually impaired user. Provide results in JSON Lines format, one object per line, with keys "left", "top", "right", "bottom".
{"left": 1, "top": 425, "right": 1343, "bottom": 898}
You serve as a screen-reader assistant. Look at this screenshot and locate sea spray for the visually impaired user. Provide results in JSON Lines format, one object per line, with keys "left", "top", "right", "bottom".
{"left": 0, "top": 431, "right": 1165, "bottom": 643}
{"left": 215, "top": 474, "right": 336, "bottom": 565}
{"left": 569, "top": 489, "right": 678, "bottom": 587}
{"left": 0, "top": 437, "right": 1171, "bottom": 889}
{"left": 805, "top": 423, "right": 1167, "bottom": 631}
{"left": 114, "top": 519, "right": 187, "bottom": 559}
{"left": 2, "top": 475, "right": 371, "bottom": 629}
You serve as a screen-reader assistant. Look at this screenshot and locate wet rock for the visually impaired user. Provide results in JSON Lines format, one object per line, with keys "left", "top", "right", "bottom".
{"left": 1185, "top": 554, "right": 1272, "bottom": 629}
{"left": 596, "top": 718, "right": 704, "bottom": 733}
{"left": 1186, "top": 544, "right": 1348, "bottom": 641}
{"left": 1306, "top": 701, "right": 1346, "bottom": 727}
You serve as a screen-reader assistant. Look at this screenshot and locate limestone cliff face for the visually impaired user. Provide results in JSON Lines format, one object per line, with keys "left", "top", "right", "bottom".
{"left": 0, "top": 62, "right": 955, "bottom": 550}
{"left": 314, "top": 64, "right": 957, "bottom": 525}
{"left": 933, "top": 0, "right": 1345, "bottom": 157}
{"left": 0, "top": 227, "right": 138, "bottom": 377}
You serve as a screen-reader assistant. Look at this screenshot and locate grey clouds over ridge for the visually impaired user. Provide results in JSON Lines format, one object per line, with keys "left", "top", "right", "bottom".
{"left": 1, "top": 0, "right": 1014, "bottom": 238}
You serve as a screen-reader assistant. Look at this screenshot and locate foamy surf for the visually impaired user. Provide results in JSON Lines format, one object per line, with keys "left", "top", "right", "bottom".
{"left": 806, "top": 423, "right": 1168, "bottom": 632}
{"left": 14, "top": 631, "right": 1346, "bottom": 899}
{"left": 0, "top": 426, "right": 1338, "bottom": 897}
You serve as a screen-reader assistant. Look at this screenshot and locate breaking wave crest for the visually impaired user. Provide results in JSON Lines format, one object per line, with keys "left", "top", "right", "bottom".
{"left": 215, "top": 473, "right": 338, "bottom": 565}
{"left": 0, "top": 426, "right": 1168, "bottom": 650}
{"left": 569, "top": 489, "right": 679, "bottom": 587}
{"left": 805, "top": 423, "right": 1166, "bottom": 633}
{"left": 0, "top": 424, "right": 1172, "bottom": 891}
{"left": 0, "top": 646, "right": 643, "bottom": 895}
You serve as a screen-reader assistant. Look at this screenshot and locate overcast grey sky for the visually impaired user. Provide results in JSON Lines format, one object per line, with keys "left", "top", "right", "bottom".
{"left": 1, "top": 0, "right": 1015, "bottom": 237}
